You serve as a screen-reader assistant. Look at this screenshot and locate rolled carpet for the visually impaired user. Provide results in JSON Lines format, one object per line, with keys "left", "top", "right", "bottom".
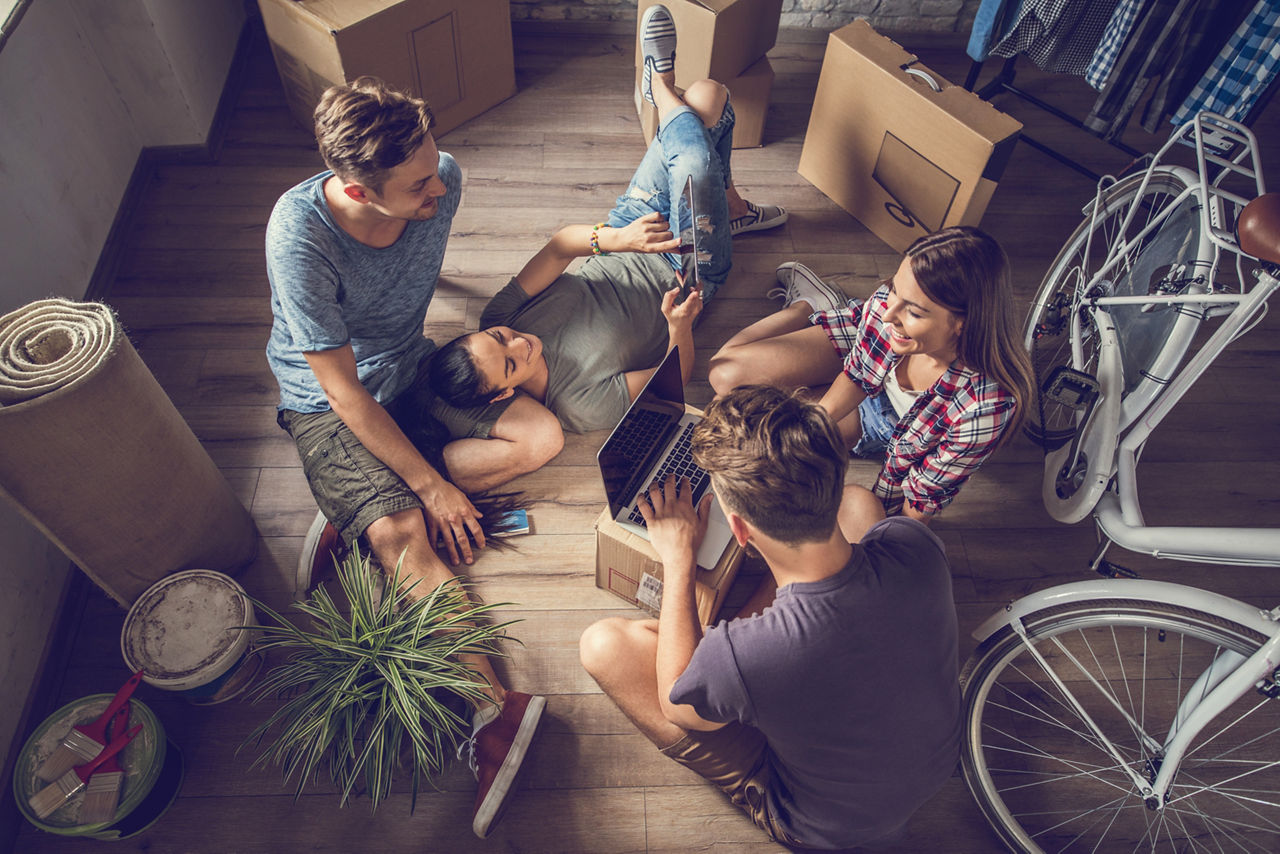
{"left": 0, "top": 298, "right": 257, "bottom": 606}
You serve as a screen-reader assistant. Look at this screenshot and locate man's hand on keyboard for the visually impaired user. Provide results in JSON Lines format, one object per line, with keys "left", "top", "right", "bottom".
{"left": 637, "top": 474, "right": 712, "bottom": 573}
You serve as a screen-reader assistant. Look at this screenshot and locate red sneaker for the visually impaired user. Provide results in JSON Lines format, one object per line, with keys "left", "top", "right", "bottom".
{"left": 295, "top": 509, "right": 343, "bottom": 600}
{"left": 462, "top": 691, "right": 547, "bottom": 838}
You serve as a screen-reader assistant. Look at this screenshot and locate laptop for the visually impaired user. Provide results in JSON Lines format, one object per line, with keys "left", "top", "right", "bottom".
{"left": 597, "top": 346, "right": 735, "bottom": 570}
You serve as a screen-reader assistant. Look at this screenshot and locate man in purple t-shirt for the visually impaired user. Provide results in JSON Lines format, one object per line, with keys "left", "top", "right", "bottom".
{"left": 579, "top": 385, "right": 961, "bottom": 850}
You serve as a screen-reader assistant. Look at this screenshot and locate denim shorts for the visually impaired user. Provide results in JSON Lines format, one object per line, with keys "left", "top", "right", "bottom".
{"left": 851, "top": 392, "right": 898, "bottom": 459}
{"left": 278, "top": 360, "right": 514, "bottom": 544}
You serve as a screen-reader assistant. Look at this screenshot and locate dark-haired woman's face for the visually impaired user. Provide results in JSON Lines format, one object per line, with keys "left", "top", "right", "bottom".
{"left": 881, "top": 257, "right": 964, "bottom": 363}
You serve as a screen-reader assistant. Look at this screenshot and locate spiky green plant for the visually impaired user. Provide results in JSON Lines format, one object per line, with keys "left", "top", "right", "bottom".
{"left": 240, "top": 546, "right": 519, "bottom": 813}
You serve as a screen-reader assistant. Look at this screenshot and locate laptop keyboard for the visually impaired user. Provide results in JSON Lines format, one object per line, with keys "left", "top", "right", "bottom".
{"left": 609, "top": 407, "right": 669, "bottom": 465}
{"left": 628, "top": 421, "right": 711, "bottom": 526}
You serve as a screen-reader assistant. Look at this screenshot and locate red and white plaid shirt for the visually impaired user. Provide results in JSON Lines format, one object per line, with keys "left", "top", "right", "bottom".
{"left": 813, "top": 285, "right": 1018, "bottom": 516}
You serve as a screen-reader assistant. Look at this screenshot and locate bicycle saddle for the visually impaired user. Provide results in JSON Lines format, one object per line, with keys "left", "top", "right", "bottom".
{"left": 1237, "top": 192, "right": 1280, "bottom": 264}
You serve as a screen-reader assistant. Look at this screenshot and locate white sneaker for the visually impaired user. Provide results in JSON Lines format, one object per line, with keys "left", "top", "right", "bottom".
{"left": 766, "top": 262, "right": 847, "bottom": 313}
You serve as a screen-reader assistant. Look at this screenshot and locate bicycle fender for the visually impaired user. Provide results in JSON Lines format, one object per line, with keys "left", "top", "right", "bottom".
{"left": 970, "top": 578, "right": 1279, "bottom": 645}
{"left": 1041, "top": 308, "right": 1122, "bottom": 524}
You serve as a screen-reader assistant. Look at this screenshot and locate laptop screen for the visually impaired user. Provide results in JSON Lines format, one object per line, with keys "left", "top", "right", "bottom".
{"left": 597, "top": 347, "right": 686, "bottom": 519}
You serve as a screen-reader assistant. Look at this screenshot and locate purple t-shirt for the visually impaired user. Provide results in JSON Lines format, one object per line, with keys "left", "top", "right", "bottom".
{"left": 670, "top": 516, "right": 961, "bottom": 849}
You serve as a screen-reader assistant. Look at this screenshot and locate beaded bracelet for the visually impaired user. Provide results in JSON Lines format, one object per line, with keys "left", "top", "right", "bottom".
{"left": 590, "top": 223, "right": 610, "bottom": 256}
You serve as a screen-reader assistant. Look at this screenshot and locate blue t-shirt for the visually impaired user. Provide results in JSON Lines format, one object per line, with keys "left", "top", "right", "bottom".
{"left": 670, "top": 517, "right": 961, "bottom": 849}
{"left": 264, "top": 153, "right": 461, "bottom": 412}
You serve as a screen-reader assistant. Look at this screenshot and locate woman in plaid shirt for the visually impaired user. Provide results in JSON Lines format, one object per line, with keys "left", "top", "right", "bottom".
{"left": 709, "top": 226, "right": 1035, "bottom": 523}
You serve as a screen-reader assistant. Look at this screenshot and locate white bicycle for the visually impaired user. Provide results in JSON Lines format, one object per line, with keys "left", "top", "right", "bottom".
{"left": 959, "top": 113, "right": 1280, "bottom": 851}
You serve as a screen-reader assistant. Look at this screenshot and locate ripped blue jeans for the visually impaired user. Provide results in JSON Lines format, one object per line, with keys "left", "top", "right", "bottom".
{"left": 606, "top": 101, "right": 735, "bottom": 299}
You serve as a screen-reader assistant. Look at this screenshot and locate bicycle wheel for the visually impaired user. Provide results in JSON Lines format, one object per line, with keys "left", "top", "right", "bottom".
{"left": 961, "top": 598, "right": 1280, "bottom": 853}
{"left": 1024, "top": 167, "right": 1212, "bottom": 449}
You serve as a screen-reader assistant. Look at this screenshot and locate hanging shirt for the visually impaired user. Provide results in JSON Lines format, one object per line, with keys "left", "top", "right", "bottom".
{"left": 1085, "top": 0, "right": 1147, "bottom": 90}
{"left": 988, "top": 0, "right": 1121, "bottom": 76}
{"left": 1171, "top": 0, "right": 1280, "bottom": 125}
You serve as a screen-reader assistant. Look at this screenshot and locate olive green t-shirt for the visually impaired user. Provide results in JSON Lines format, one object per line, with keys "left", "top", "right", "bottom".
{"left": 480, "top": 252, "right": 677, "bottom": 433}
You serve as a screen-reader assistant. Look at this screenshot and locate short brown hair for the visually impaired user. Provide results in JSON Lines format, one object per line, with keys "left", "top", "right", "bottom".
{"left": 691, "top": 386, "right": 846, "bottom": 545}
{"left": 313, "top": 76, "right": 435, "bottom": 195}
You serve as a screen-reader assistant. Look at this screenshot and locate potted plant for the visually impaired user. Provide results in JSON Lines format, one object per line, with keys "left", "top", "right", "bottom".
{"left": 240, "top": 546, "right": 518, "bottom": 812}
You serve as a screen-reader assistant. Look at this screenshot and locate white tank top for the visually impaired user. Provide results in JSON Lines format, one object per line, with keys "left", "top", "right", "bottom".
{"left": 883, "top": 361, "right": 921, "bottom": 417}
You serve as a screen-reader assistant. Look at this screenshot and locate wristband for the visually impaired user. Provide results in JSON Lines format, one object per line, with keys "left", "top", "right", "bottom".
{"left": 590, "top": 223, "right": 610, "bottom": 256}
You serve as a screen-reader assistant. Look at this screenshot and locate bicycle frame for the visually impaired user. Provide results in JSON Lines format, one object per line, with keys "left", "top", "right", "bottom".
{"left": 1050, "top": 113, "right": 1280, "bottom": 566}
{"left": 972, "top": 579, "right": 1280, "bottom": 808}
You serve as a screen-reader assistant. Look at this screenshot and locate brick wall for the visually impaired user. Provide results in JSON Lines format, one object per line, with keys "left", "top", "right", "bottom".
{"left": 510, "top": 0, "right": 982, "bottom": 32}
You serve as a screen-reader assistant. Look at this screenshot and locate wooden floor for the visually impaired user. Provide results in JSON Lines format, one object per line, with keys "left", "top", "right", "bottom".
{"left": 14, "top": 18, "right": 1280, "bottom": 854}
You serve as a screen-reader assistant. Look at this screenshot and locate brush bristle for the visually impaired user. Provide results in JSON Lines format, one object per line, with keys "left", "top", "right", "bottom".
{"left": 78, "top": 771, "right": 123, "bottom": 824}
{"left": 35, "top": 730, "right": 104, "bottom": 783}
{"left": 28, "top": 771, "right": 84, "bottom": 820}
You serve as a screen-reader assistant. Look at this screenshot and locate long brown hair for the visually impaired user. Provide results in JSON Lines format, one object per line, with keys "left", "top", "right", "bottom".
{"left": 906, "top": 226, "right": 1035, "bottom": 443}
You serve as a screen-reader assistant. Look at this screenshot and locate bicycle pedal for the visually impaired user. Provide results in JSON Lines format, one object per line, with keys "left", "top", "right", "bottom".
{"left": 1041, "top": 365, "right": 1099, "bottom": 411}
{"left": 1095, "top": 560, "right": 1139, "bottom": 579}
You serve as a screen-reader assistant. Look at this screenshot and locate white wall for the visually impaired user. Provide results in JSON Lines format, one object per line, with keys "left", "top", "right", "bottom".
{"left": 0, "top": 0, "right": 244, "bottom": 778}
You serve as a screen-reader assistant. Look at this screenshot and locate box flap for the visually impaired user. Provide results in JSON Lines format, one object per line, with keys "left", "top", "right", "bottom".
{"left": 287, "top": 0, "right": 404, "bottom": 32}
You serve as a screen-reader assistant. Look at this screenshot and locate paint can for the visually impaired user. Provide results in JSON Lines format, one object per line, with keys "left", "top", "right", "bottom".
{"left": 13, "top": 694, "right": 184, "bottom": 839}
{"left": 120, "top": 569, "right": 263, "bottom": 705}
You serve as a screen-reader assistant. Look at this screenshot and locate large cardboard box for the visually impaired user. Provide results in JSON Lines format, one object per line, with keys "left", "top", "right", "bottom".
{"left": 635, "top": 0, "right": 782, "bottom": 90}
{"left": 595, "top": 509, "right": 744, "bottom": 626}
{"left": 798, "top": 20, "right": 1022, "bottom": 252}
{"left": 258, "top": 0, "right": 515, "bottom": 138}
{"left": 635, "top": 56, "right": 774, "bottom": 149}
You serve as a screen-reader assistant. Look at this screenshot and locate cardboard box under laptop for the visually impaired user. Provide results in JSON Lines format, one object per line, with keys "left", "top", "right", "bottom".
{"left": 258, "top": 0, "right": 516, "bottom": 138}
{"left": 634, "top": 55, "right": 774, "bottom": 149}
{"left": 797, "top": 20, "right": 1022, "bottom": 252}
{"left": 635, "top": 0, "right": 782, "bottom": 90}
{"left": 595, "top": 509, "right": 744, "bottom": 626}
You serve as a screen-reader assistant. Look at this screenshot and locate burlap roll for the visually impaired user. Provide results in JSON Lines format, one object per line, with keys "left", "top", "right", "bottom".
{"left": 0, "top": 298, "right": 258, "bottom": 606}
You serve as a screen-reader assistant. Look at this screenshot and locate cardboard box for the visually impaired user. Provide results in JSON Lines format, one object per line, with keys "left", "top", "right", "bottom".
{"left": 258, "top": 0, "right": 516, "bottom": 138}
{"left": 595, "top": 509, "right": 744, "bottom": 626}
{"left": 797, "top": 20, "right": 1022, "bottom": 252}
{"left": 635, "top": 0, "right": 782, "bottom": 90}
{"left": 635, "top": 56, "right": 774, "bottom": 149}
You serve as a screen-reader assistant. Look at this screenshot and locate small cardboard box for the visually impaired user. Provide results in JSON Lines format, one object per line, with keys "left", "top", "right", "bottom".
{"left": 595, "top": 509, "right": 744, "bottom": 626}
{"left": 635, "top": 55, "right": 774, "bottom": 149}
{"left": 258, "top": 0, "right": 516, "bottom": 138}
{"left": 636, "top": 0, "right": 783, "bottom": 90}
{"left": 797, "top": 20, "right": 1022, "bottom": 252}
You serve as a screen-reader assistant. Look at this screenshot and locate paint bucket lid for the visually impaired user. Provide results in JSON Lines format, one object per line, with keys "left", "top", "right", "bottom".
{"left": 13, "top": 694, "right": 170, "bottom": 836}
{"left": 120, "top": 569, "right": 254, "bottom": 693}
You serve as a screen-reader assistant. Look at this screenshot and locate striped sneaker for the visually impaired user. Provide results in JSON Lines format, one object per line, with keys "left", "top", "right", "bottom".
{"left": 767, "top": 262, "right": 848, "bottom": 314}
{"left": 639, "top": 5, "right": 677, "bottom": 106}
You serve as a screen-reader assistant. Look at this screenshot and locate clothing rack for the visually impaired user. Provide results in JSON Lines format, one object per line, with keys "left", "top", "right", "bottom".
{"left": 963, "top": 56, "right": 1143, "bottom": 182}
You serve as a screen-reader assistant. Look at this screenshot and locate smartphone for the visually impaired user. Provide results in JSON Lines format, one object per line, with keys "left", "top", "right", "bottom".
{"left": 493, "top": 508, "right": 530, "bottom": 537}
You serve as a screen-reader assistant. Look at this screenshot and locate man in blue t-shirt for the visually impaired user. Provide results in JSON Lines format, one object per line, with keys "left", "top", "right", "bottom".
{"left": 264, "top": 76, "right": 555, "bottom": 839}
{"left": 579, "top": 385, "right": 961, "bottom": 850}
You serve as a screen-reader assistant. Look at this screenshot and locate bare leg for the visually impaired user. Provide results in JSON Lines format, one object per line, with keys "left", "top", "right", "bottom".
{"left": 443, "top": 395, "right": 564, "bottom": 493}
{"left": 364, "top": 508, "right": 506, "bottom": 707}
{"left": 579, "top": 617, "right": 685, "bottom": 748}
{"left": 838, "top": 484, "right": 886, "bottom": 544}
{"left": 708, "top": 314, "right": 842, "bottom": 395}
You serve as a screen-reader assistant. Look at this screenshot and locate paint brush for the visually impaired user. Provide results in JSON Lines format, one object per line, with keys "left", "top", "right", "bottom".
{"left": 36, "top": 670, "right": 142, "bottom": 782}
{"left": 28, "top": 722, "right": 141, "bottom": 820}
{"left": 77, "top": 704, "right": 130, "bottom": 825}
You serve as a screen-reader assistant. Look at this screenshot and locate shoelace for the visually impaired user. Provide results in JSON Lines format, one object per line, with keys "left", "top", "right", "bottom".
{"left": 456, "top": 734, "right": 480, "bottom": 778}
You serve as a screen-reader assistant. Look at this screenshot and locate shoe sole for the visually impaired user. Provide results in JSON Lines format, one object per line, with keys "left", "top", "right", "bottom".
{"left": 731, "top": 209, "right": 788, "bottom": 236}
{"left": 295, "top": 508, "right": 331, "bottom": 599}
{"left": 472, "top": 694, "right": 547, "bottom": 838}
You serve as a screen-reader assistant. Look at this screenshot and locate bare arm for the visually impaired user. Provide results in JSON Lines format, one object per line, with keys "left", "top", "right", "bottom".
{"left": 641, "top": 476, "right": 727, "bottom": 733}
{"left": 514, "top": 212, "right": 681, "bottom": 299}
{"left": 304, "top": 345, "right": 484, "bottom": 565}
{"left": 817, "top": 370, "right": 868, "bottom": 425}
{"left": 623, "top": 286, "right": 703, "bottom": 401}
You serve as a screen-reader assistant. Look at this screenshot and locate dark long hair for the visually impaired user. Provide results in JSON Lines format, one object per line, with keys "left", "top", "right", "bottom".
{"left": 429, "top": 334, "right": 494, "bottom": 410}
{"left": 388, "top": 393, "right": 526, "bottom": 548}
{"left": 905, "top": 226, "right": 1035, "bottom": 444}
